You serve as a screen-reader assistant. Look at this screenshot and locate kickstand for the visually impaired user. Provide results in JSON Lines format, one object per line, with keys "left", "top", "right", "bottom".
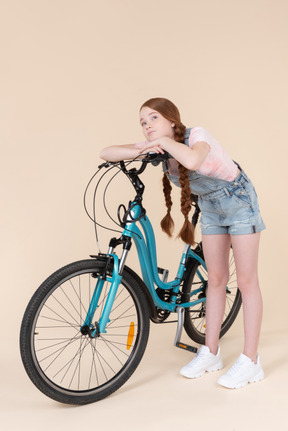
{"left": 174, "top": 307, "right": 198, "bottom": 354}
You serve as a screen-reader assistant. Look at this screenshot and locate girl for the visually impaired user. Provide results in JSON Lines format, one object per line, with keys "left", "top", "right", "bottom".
{"left": 100, "top": 97, "right": 265, "bottom": 389}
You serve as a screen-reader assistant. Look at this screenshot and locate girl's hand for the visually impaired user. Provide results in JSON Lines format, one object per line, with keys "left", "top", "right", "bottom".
{"left": 139, "top": 144, "right": 165, "bottom": 154}
{"left": 134, "top": 141, "right": 147, "bottom": 150}
{"left": 138, "top": 137, "right": 171, "bottom": 154}
{"left": 139, "top": 137, "right": 210, "bottom": 171}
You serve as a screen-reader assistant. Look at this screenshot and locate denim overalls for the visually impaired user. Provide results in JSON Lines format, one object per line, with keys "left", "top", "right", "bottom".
{"left": 162, "top": 128, "right": 266, "bottom": 235}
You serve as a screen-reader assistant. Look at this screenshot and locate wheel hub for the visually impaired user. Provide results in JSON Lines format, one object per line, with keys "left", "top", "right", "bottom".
{"left": 80, "top": 323, "right": 100, "bottom": 338}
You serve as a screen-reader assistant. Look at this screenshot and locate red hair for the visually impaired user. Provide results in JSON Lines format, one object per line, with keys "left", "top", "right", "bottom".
{"left": 140, "top": 98, "right": 195, "bottom": 245}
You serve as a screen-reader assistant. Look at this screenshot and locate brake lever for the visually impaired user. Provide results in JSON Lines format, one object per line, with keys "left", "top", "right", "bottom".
{"left": 98, "top": 161, "right": 119, "bottom": 169}
{"left": 143, "top": 151, "right": 172, "bottom": 166}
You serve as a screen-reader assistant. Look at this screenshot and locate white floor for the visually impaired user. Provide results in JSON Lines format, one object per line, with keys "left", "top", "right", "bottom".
{"left": 2, "top": 319, "right": 287, "bottom": 431}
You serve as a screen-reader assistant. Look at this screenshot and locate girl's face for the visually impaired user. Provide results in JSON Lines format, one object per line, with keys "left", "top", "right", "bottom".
{"left": 140, "top": 106, "right": 175, "bottom": 142}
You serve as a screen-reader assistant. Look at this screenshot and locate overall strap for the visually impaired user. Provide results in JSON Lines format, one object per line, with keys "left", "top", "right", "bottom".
{"left": 184, "top": 127, "right": 192, "bottom": 146}
{"left": 184, "top": 127, "right": 200, "bottom": 212}
{"left": 162, "top": 128, "right": 193, "bottom": 172}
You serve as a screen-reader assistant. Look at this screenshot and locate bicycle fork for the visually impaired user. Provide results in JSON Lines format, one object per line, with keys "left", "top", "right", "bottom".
{"left": 81, "top": 237, "right": 131, "bottom": 337}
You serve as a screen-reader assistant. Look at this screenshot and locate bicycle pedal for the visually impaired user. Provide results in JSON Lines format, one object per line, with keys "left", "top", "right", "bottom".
{"left": 175, "top": 342, "right": 198, "bottom": 354}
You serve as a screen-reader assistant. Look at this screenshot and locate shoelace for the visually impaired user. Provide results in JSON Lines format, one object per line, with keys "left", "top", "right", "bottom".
{"left": 226, "top": 358, "right": 245, "bottom": 376}
{"left": 189, "top": 348, "right": 209, "bottom": 365}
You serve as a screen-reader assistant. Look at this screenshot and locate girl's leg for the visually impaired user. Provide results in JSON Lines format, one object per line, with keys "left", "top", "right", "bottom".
{"left": 180, "top": 234, "right": 232, "bottom": 378}
{"left": 201, "top": 234, "right": 231, "bottom": 355}
{"left": 230, "top": 233, "right": 262, "bottom": 363}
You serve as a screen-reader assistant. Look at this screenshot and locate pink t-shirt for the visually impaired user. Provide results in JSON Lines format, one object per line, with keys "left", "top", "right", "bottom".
{"left": 187, "top": 127, "right": 237, "bottom": 181}
{"left": 135, "top": 127, "right": 237, "bottom": 181}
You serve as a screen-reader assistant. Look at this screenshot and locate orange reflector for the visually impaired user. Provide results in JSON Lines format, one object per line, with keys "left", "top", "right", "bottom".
{"left": 127, "top": 322, "right": 135, "bottom": 350}
{"left": 204, "top": 324, "right": 206, "bottom": 328}
{"left": 178, "top": 343, "right": 187, "bottom": 349}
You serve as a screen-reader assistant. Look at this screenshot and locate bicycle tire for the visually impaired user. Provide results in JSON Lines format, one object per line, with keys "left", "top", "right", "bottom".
{"left": 20, "top": 259, "right": 150, "bottom": 405}
{"left": 182, "top": 245, "right": 242, "bottom": 344}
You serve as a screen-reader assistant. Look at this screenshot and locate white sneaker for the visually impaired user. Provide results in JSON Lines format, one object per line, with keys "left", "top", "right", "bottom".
{"left": 180, "top": 345, "right": 223, "bottom": 379}
{"left": 217, "top": 353, "right": 264, "bottom": 389}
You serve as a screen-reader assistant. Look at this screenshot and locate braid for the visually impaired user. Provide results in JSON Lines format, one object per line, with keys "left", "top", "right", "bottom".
{"left": 160, "top": 173, "right": 174, "bottom": 236}
{"left": 140, "top": 97, "right": 196, "bottom": 245}
{"left": 173, "top": 123, "right": 195, "bottom": 244}
{"left": 160, "top": 122, "right": 185, "bottom": 238}
{"left": 173, "top": 124, "right": 185, "bottom": 143}
{"left": 160, "top": 123, "right": 195, "bottom": 245}
{"left": 177, "top": 164, "right": 195, "bottom": 245}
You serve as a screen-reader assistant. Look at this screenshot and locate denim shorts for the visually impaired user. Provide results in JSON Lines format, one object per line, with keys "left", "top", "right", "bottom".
{"left": 198, "top": 170, "right": 266, "bottom": 235}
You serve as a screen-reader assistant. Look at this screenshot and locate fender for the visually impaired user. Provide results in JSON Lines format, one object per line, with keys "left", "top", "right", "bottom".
{"left": 124, "top": 266, "right": 159, "bottom": 323}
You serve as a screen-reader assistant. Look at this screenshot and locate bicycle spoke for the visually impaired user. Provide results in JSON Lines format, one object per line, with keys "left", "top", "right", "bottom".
{"left": 100, "top": 337, "right": 127, "bottom": 364}
{"left": 184, "top": 248, "right": 241, "bottom": 344}
{"left": 39, "top": 334, "right": 82, "bottom": 372}
{"left": 30, "top": 267, "right": 142, "bottom": 393}
{"left": 68, "top": 278, "right": 88, "bottom": 317}
{"left": 43, "top": 303, "right": 79, "bottom": 327}
{"left": 38, "top": 315, "right": 79, "bottom": 328}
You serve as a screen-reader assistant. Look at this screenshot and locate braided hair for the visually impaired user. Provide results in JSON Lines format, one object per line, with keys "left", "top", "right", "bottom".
{"left": 140, "top": 98, "right": 196, "bottom": 245}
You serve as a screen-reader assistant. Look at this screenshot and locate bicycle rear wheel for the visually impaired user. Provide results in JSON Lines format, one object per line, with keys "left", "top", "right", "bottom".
{"left": 20, "top": 259, "right": 150, "bottom": 405}
{"left": 183, "top": 245, "right": 241, "bottom": 344}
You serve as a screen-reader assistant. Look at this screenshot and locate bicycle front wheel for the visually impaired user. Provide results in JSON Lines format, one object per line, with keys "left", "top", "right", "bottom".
{"left": 183, "top": 246, "right": 241, "bottom": 345}
{"left": 20, "top": 259, "right": 150, "bottom": 405}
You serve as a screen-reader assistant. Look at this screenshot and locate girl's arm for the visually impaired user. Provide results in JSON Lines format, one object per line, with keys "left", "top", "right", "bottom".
{"left": 139, "top": 137, "right": 210, "bottom": 171}
{"left": 100, "top": 143, "right": 146, "bottom": 162}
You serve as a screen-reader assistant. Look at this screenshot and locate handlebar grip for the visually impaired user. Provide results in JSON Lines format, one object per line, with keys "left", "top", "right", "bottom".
{"left": 100, "top": 151, "right": 172, "bottom": 175}
{"left": 143, "top": 151, "right": 172, "bottom": 166}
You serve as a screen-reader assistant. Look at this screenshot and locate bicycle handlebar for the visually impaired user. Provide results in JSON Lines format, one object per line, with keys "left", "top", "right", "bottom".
{"left": 143, "top": 151, "right": 172, "bottom": 165}
{"left": 98, "top": 151, "right": 172, "bottom": 176}
{"left": 90, "top": 151, "right": 200, "bottom": 238}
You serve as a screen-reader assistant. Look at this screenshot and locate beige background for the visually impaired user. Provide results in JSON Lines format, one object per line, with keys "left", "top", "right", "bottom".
{"left": 1, "top": 0, "right": 287, "bottom": 430}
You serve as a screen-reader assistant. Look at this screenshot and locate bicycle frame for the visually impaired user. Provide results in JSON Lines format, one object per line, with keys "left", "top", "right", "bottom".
{"left": 20, "top": 157, "right": 242, "bottom": 405}
{"left": 82, "top": 199, "right": 207, "bottom": 335}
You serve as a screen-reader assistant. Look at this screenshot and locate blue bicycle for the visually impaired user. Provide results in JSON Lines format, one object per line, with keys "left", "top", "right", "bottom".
{"left": 20, "top": 154, "right": 241, "bottom": 405}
